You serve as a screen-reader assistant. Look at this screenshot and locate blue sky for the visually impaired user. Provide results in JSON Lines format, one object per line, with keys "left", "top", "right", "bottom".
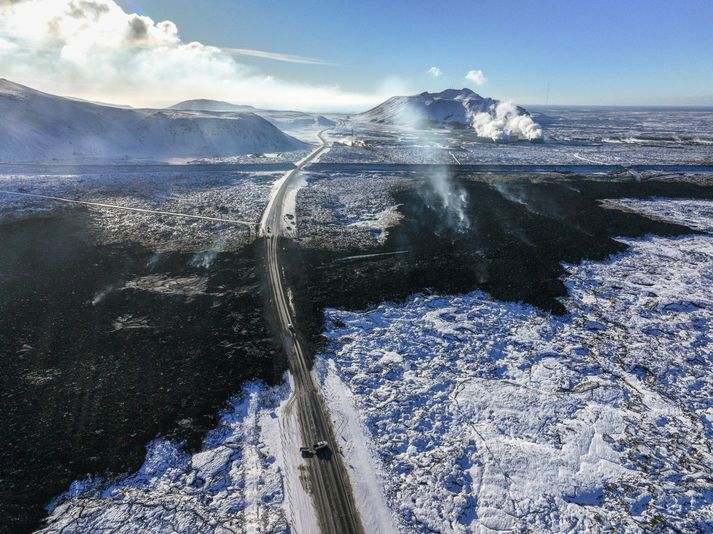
{"left": 114, "top": 0, "right": 713, "bottom": 106}
{"left": 1, "top": 0, "right": 711, "bottom": 108}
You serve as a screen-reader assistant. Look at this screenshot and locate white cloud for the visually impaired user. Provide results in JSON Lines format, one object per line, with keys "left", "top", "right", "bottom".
{"left": 426, "top": 66, "right": 442, "bottom": 78}
{"left": 0, "top": 0, "right": 382, "bottom": 110}
{"left": 465, "top": 69, "right": 487, "bottom": 86}
{"left": 220, "top": 47, "right": 332, "bottom": 65}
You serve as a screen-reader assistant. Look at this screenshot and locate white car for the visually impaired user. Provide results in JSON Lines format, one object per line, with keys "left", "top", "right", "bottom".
{"left": 313, "top": 441, "right": 329, "bottom": 451}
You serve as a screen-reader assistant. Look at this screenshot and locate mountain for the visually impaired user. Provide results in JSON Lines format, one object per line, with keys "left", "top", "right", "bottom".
{"left": 167, "top": 99, "right": 336, "bottom": 133}
{"left": 0, "top": 80, "right": 308, "bottom": 163}
{"left": 358, "top": 88, "right": 543, "bottom": 141}
{"left": 169, "top": 99, "right": 256, "bottom": 112}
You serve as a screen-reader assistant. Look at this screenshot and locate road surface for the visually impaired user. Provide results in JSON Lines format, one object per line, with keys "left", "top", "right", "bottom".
{"left": 260, "top": 131, "right": 364, "bottom": 534}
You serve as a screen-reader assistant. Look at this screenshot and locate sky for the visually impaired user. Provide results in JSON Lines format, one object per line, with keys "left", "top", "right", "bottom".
{"left": 1, "top": 0, "right": 712, "bottom": 110}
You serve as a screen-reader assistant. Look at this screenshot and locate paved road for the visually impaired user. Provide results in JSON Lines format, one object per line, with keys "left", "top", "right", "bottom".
{"left": 260, "top": 131, "right": 364, "bottom": 534}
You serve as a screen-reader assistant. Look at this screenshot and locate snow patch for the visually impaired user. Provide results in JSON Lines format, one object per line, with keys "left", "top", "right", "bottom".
{"left": 313, "top": 358, "right": 400, "bottom": 533}
{"left": 40, "top": 382, "right": 293, "bottom": 533}
{"left": 347, "top": 205, "right": 403, "bottom": 243}
{"left": 603, "top": 198, "right": 713, "bottom": 233}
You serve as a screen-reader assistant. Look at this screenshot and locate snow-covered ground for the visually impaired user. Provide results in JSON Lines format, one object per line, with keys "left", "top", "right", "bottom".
{"left": 318, "top": 198, "right": 713, "bottom": 532}
{"left": 603, "top": 198, "right": 713, "bottom": 233}
{"left": 40, "top": 382, "right": 292, "bottom": 533}
{"left": 186, "top": 150, "right": 312, "bottom": 165}
{"left": 38, "top": 377, "right": 324, "bottom": 534}
{"left": 324, "top": 107, "right": 713, "bottom": 165}
{"left": 297, "top": 171, "right": 406, "bottom": 249}
{"left": 32, "top": 195, "right": 713, "bottom": 533}
{"left": 0, "top": 169, "right": 281, "bottom": 251}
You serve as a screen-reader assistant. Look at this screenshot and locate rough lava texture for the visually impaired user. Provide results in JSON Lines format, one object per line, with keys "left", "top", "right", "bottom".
{"left": 0, "top": 169, "right": 280, "bottom": 251}
{"left": 32, "top": 199, "right": 713, "bottom": 533}
{"left": 0, "top": 79, "right": 308, "bottom": 163}
{"left": 39, "top": 383, "right": 290, "bottom": 534}
{"left": 357, "top": 88, "right": 543, "bottom": 141}
{"left": 319, "top": 199, "right": 713, "bottom": 533}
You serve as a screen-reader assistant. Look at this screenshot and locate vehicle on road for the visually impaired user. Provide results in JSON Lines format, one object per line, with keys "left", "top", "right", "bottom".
{"left": 313, "top": 440, "right": 329, "bottom": 451}
{"left": 300, "top": 446, "right": 314, "bottom": 458}
{"left": 287, "top": 323, "right": 295, "bottom": 333}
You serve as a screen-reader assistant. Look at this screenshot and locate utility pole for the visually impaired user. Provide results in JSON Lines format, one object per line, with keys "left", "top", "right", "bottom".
{"left": 545, "top": 83, "right": 550, "bottom": 107}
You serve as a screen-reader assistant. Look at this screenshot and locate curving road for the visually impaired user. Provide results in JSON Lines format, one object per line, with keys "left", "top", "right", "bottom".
{"left": 260, "top": 130, "right": 364, "bottom": 534}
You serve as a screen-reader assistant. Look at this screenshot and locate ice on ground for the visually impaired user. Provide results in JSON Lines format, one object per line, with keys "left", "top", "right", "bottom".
{"left": 319, "top": 199, "right": 713, "bottom": 533}
{"left": 40, "top": 382, "right": 292, "bottom": 534}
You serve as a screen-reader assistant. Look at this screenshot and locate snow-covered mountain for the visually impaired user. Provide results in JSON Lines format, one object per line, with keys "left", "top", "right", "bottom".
{"left": 169, "top": 99, "right": 257, "bottom": 112}
{"left": 168, "top": 99, "right": 336, "bottom": 136}
{"left": 0, "top": 80, "right": 308, "bottom": 163}
{"left": 359, "top": 88, "right": 543, "bottom": 141}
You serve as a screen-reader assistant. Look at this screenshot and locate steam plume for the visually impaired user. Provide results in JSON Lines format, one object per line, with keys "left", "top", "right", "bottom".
{"left": 472, "top": 101, "right": 543, "bottom": 142}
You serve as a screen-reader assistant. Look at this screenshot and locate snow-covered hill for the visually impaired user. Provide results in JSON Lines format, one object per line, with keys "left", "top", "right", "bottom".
{"left": 169, "top": 99, "right": 257, "bottom": 112}
{"left": 0, "top": 80, "right": 308, "bottom": 163}
{"left": 168, "top": 98, "right": 336, "bottom": 140}
{"left": 359, "top": 88, "right": 543, "bottom": 141}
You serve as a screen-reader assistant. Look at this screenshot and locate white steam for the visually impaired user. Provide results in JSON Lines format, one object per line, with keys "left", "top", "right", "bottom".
{"left": 427, "top": 166, "right": 471, "bottom": 233}
{"left": 472, "top": 101, "right": 543, "bottom": 142}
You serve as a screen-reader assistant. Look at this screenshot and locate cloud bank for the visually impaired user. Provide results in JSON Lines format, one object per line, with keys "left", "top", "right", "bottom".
{"left": 0, "top": 0, "right": 381, "bottom": 110}
{"left": 465, "top": 69, "right": 487, "bottom": 86}
{"left": 426, "top": 66, "right": 442, "bottom": 78}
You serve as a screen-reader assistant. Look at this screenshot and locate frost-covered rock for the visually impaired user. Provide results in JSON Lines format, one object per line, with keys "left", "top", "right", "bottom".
{"left": 39, "top": 383, "right": 290, "bottom": 534}
{"left": 320, "top": 199, "right": 713, "bottom": 533}
{"left": 603, "top": 198, "right": 713, "bottom": 233}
